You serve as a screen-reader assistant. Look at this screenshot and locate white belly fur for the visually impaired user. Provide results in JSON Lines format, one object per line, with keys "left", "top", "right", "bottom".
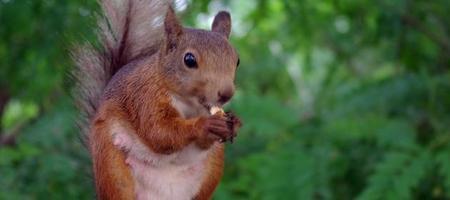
{"left": 110, "top": 122, "right": 211, "bottom": 200}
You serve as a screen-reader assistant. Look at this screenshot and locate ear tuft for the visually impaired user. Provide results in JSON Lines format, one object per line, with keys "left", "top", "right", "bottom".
{"left": 164, "top": 6, "right": 183, "bottom": 52}
{"left": 212, "top": 11, "right": 231, "bottom": 39}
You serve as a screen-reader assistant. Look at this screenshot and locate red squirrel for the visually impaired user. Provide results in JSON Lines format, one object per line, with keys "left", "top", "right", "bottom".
{"left": 73, "top": 0, "right": 241, "bottom": 199}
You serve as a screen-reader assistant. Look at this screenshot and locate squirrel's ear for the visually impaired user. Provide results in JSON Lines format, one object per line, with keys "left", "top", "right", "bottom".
{"left": 212, "top": 11, "right": 231, "bottom": 39}
{"left": 164, "top": 6, "right": 183, "bottom": 52}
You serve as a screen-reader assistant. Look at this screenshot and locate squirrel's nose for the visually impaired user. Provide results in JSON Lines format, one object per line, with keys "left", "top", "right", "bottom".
{"left": 218, "top": 88, "right": 234, "bottom": 104}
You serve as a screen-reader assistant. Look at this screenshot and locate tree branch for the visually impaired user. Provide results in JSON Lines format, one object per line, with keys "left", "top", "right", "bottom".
{"left": 402, "top": 14, "right": 450, "bottom": 53}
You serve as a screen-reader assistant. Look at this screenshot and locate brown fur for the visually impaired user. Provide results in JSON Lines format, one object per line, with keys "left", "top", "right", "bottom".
{"left": 74, "top": 0, "right": 240, "bottom": 199}
{"left": 195, "top": 145, "right": 225, "bottom": 200}
{"left": 90, "top": 102, "right": 135, "bottom": 199}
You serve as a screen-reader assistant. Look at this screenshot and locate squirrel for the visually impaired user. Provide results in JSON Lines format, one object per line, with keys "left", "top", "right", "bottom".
{"left": 73, "top": 0, "right": 241, "bottom": 199}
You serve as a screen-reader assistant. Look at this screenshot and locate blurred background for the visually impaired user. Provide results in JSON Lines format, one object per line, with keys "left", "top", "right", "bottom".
{"left": 1, "top": 0, "right": 450, "bottom": 199}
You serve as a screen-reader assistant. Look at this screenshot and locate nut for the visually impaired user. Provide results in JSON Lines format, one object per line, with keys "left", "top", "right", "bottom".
{"left": 210, "top": 106, "right": 224, "bottom": 116}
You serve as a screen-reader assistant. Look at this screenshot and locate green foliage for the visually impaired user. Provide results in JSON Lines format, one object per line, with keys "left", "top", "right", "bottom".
{"left": 1, "top": 0, "right": 449, "bottom": 199}
{"left": 0, "top": 0, "right": 97, "bottom": 104}
{"left": 436, "top": 146, "right": 450, "bottom": 196}
{"left": 0, "top": 99, "right": 93, "bottom": 199}
{"left": 2, "top": 100, "right": 38, "bottom": 129}
{"left": 357, "top": 151, "right": 432, "bottom": 200}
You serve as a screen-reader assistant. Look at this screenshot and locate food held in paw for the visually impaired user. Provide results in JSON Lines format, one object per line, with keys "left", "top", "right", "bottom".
{"left": 210, "top": 106, "right": 225, "bottom": 116}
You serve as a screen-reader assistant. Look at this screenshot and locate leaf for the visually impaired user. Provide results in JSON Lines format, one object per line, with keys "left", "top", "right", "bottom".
{"left": 357, "top": 151, "right": 432, "bottom": 200}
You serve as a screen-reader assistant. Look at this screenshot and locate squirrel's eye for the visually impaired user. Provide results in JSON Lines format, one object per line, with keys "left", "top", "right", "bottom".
{"left": 184, "top": 53, "right": 197, "bottom": 69}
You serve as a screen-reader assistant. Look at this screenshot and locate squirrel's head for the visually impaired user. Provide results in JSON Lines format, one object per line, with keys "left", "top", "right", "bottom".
{"left": 161, "top": 8, "right": 239, "bottom": 115}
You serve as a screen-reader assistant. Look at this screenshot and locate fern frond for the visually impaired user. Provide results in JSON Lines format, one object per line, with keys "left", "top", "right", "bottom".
{"left": 357, "top": 151, "right": 432, "bottom": 200}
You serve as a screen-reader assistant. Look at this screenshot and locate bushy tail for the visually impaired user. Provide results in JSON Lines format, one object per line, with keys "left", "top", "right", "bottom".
{"left": 73, "top": 0, "right": 169, "bottom": 141}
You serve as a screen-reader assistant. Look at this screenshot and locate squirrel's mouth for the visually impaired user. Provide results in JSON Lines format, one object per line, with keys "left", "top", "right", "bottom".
{"left": 200, "top": 101, "right": 212, "bottom": 113}
{"left": 198, "top": 96, "right": 209, "bottom": 110}
{"left": 201, "top": 103, "right": 222, "bottom": 116}
{"left": 198, "top": 97, "right": 221, "bottom": 115}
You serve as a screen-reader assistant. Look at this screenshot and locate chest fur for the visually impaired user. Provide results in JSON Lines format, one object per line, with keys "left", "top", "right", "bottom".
{"left": 110, "top": 123, "right": 210, "bottom": 200}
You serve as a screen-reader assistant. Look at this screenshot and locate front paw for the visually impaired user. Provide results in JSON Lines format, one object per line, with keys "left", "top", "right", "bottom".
{"left": 204, "top": 112, "right": 241, "bottom": 143}
{"left": 203, "top": 114, "right": 232, "bottom": 143}
{"left": 225, "top": 112, "right": 242, "bottom": 143}
{"left": 195, "top": 112, "right": 242, "bottom": 149}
